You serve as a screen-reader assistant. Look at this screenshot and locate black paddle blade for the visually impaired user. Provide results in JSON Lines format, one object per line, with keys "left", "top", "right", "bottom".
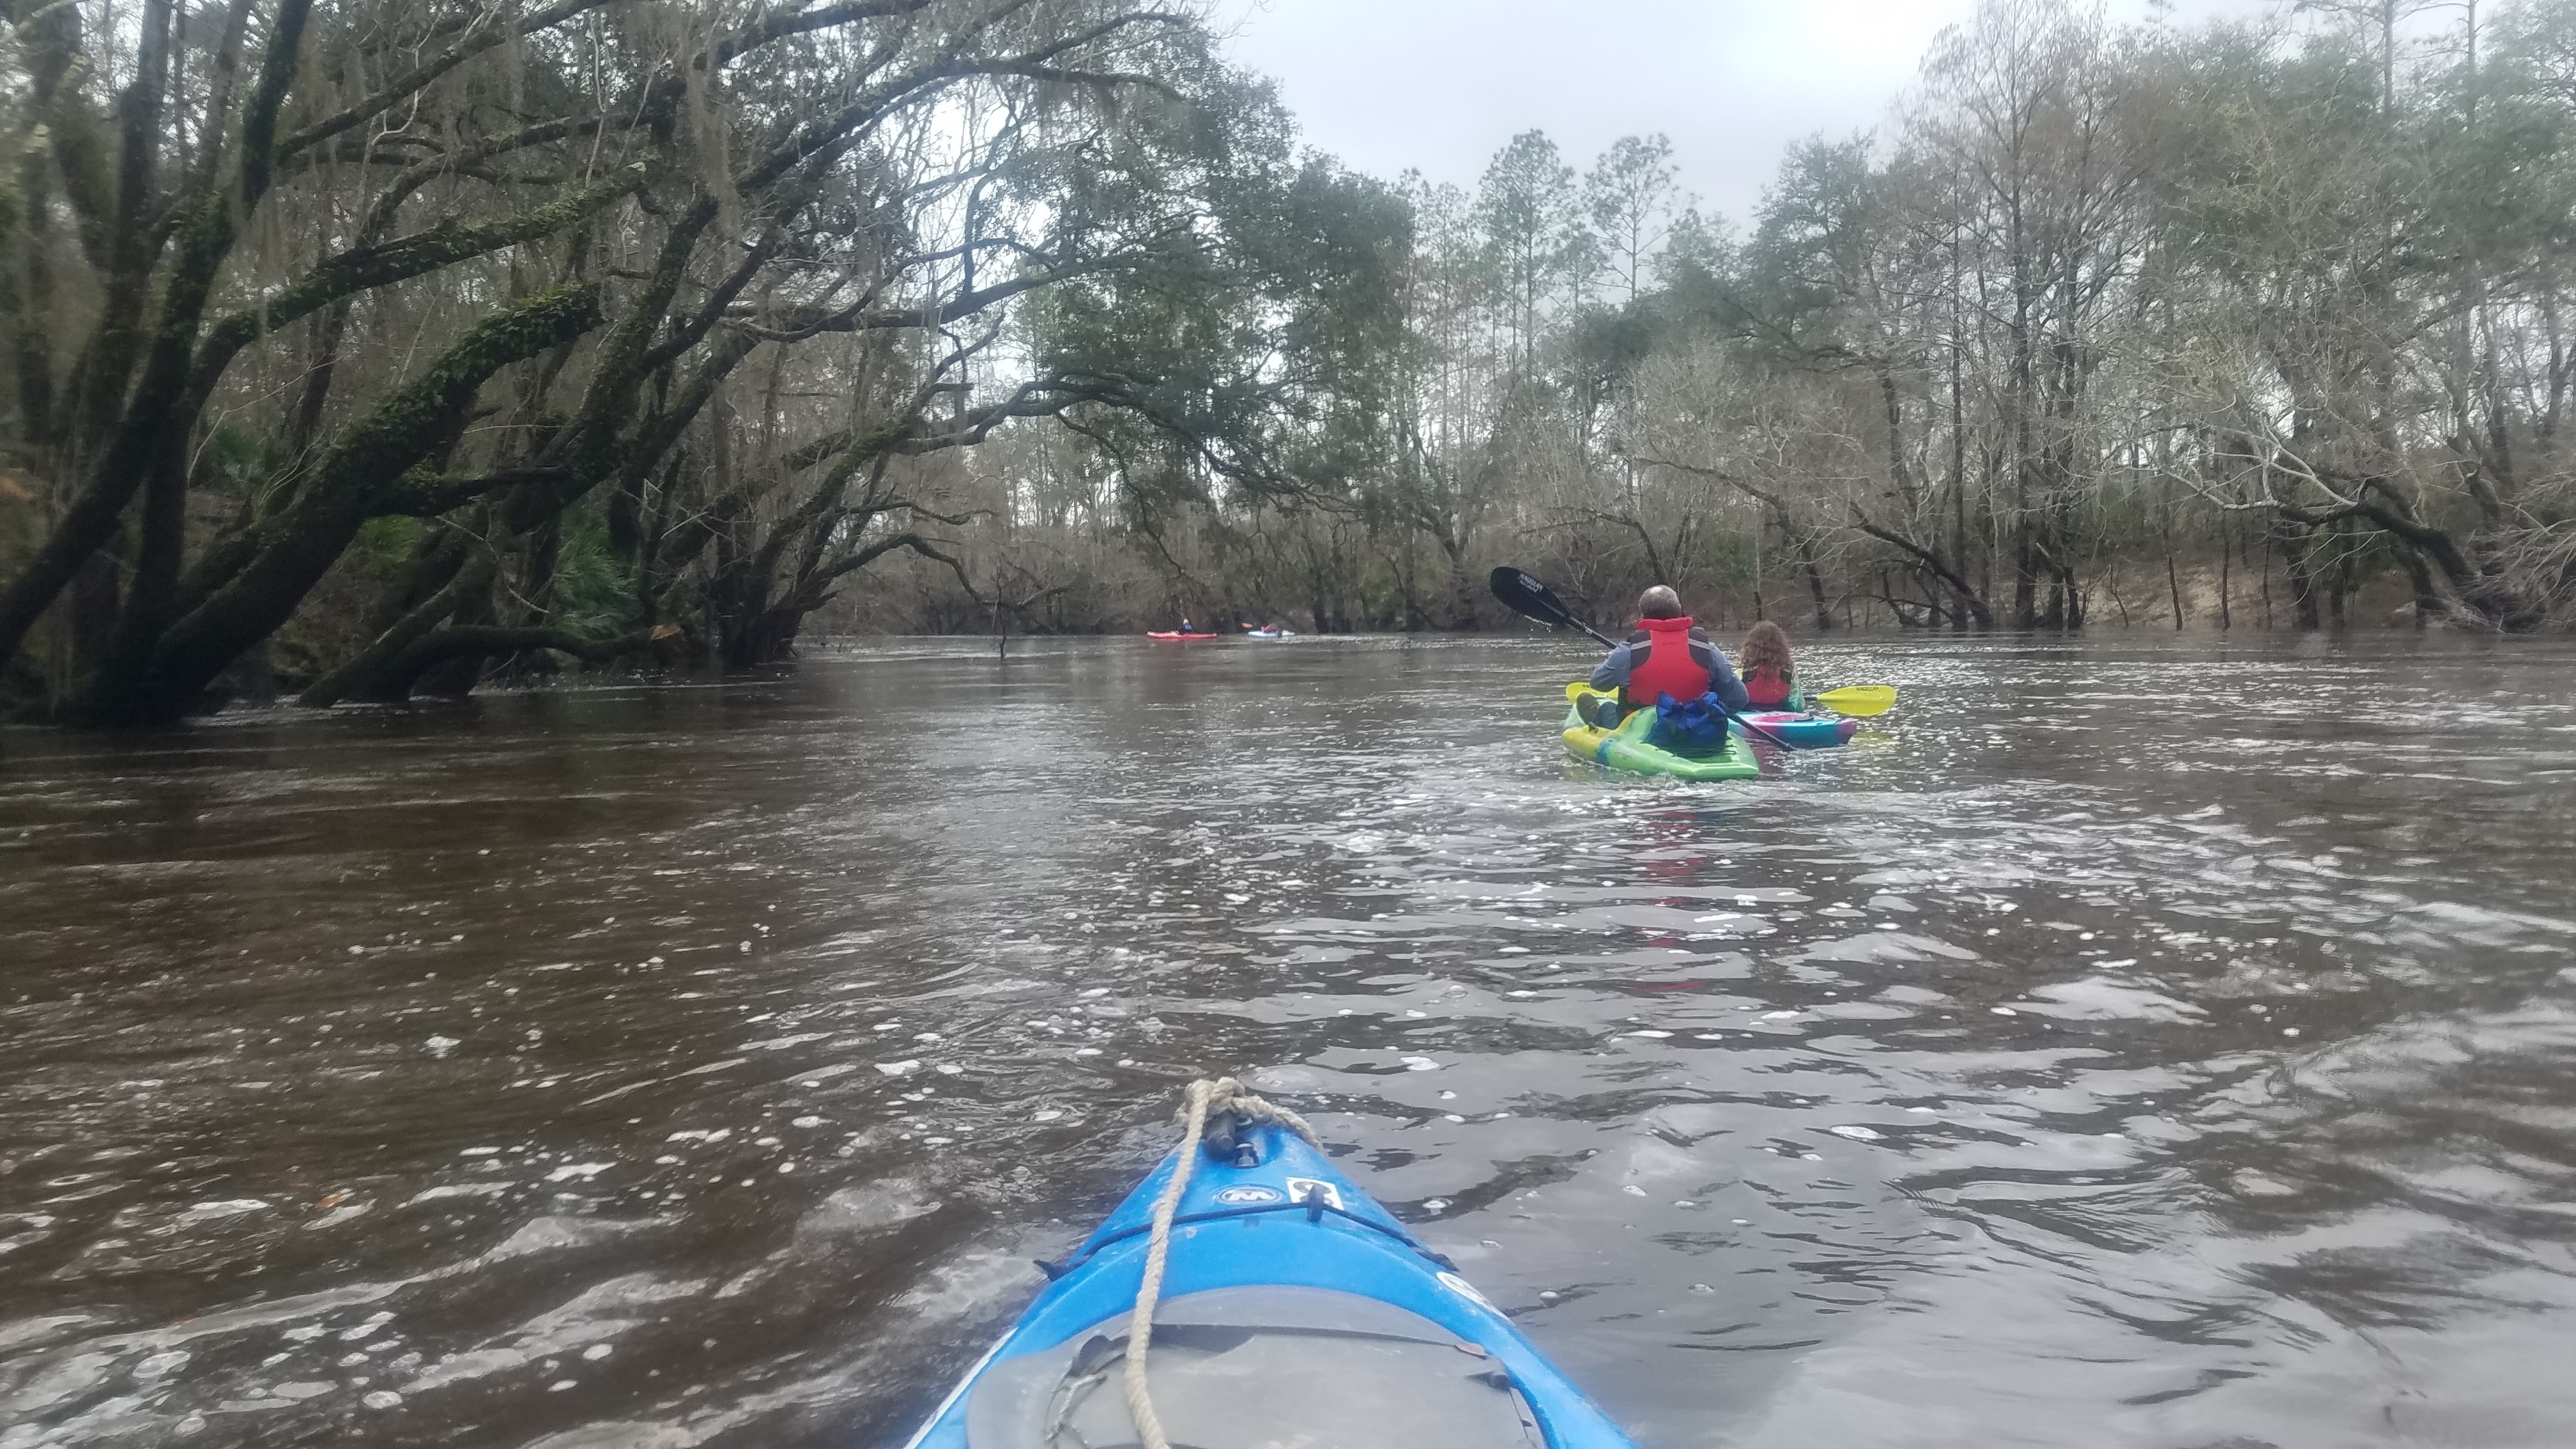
{"left": 1489, "top": 567, "right": 1572, "bottom": 627}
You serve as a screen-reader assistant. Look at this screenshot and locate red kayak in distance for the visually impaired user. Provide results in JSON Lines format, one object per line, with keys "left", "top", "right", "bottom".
{"left": 1146, "top": 631, "right": 1219, "bottom": 640}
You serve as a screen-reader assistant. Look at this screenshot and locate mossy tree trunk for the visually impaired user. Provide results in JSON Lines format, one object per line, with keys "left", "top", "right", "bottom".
{"left": 73, "top": 284, "right": 604, "bottom": 723}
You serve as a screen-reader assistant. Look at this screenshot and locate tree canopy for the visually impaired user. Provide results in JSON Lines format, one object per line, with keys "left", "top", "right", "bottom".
{"left": 4, "top": 0, "right": 2572, "bottom": 723}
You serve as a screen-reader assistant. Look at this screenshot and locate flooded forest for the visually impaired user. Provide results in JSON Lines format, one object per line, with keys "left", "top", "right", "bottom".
{"left": 9, "top": 4, "right": 2576, "bottom": 1447}
{"left": 3, "top": 0, "right": 2574, "bottom": 722}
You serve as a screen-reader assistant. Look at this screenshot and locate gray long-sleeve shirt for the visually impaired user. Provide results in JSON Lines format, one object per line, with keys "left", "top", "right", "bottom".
{"left": 1589, "top": 630, "right": 1750, "bottom": 712}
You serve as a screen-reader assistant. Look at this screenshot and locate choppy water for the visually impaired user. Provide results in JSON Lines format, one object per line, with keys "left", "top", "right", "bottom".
{"left": 4, "top": 633, "right": 2575, "bottom": 1448}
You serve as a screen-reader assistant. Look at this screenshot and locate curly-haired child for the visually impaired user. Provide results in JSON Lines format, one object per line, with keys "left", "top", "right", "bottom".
{"left": 1738, "top": 620, "right": 1799, "bottom": 709}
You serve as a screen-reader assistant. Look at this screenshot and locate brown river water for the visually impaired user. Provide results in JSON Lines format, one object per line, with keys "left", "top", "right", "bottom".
{"left": 4, "top": 633, "right": 2575, "bottom": 1449}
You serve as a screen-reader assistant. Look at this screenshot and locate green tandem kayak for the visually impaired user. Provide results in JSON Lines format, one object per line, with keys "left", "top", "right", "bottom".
{"left": 1561, "top": 689, "right": 1759, "bottom": 780}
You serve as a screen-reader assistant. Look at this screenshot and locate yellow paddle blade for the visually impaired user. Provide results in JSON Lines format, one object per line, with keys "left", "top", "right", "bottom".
{"left": 1814, "top": 685, "right": 1896, "bottom": 717}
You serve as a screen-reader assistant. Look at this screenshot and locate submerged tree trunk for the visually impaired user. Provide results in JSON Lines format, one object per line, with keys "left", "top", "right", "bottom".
{"left": 2273, "top": 516, "right": 2322, "bottom": 631}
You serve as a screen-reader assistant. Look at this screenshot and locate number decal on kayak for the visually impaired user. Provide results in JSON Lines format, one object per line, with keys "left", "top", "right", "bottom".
{"left": 1283, "top": 1177, "right": 1343, "bottom": 1211}
{"left": 1438, "top": 1271, "right": 1498, "bottom": 1310}
{"left": 1212, "top": 1185, "right": 1284, "bottom": 1205}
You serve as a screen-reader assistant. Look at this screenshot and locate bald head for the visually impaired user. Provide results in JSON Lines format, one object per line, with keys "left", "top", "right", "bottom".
{"left": 1638, "top": 585, "right": 1683, "bottom": 619}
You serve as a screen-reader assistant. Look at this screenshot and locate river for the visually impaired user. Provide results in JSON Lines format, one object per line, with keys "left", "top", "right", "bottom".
{"left": 4, "top": 632, "right": 2574, "bottom": 1448}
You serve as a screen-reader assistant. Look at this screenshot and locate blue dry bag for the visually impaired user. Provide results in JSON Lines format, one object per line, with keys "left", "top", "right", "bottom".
{"left": 1651, "top": 691, "right": 1730, "bottom": 754}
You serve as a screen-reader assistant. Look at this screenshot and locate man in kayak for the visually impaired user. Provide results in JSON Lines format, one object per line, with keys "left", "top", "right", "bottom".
{"left": 1586, "top": 586, "right": 1748, "bottom": 727}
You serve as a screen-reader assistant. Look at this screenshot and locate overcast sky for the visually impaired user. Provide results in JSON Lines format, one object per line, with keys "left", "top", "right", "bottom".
{"left": 1211, "top": 0, "right": 2280, "bottom": 228}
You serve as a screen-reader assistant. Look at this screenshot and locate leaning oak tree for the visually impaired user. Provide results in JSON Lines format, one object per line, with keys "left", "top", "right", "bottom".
{"left": 0, "top": 0, "right": 1279, "bottom": 723}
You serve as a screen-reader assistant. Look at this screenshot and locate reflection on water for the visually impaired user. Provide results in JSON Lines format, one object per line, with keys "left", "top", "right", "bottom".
{"left": 4, "top": 633, "right": 2574, "bottom": 1448}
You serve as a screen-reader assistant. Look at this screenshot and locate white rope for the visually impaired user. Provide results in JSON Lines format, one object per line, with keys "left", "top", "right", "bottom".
{"left": 1121, "top": 1077, "right": 1321, "bottom": 1449}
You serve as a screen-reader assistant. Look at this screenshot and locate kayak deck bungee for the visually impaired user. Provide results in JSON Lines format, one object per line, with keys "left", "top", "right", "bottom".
{"left": 1562, "top": 688, "right": 1759, "bottom": 780}
{"left": 903, "top": 1086, "right": 1641, "bottom": 1449}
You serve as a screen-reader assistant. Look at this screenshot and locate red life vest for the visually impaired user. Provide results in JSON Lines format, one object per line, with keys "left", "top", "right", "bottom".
{"left": 1621, "top": 616, "right": 1713, "bottom": 706}
{"left": 1743, "top": 664, "right": 1793, "bottom": 708}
